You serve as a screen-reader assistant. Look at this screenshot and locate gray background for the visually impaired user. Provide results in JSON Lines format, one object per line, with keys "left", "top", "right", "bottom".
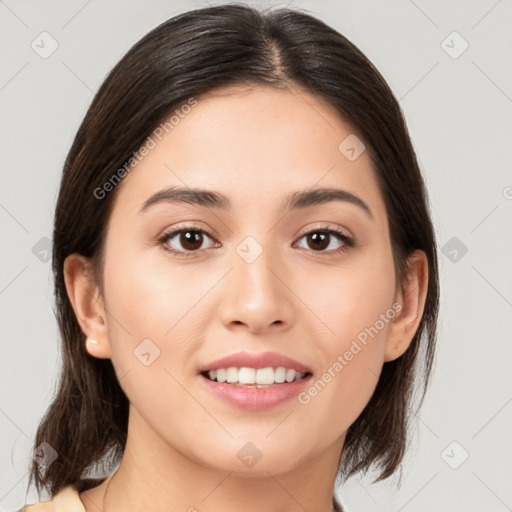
{"left": 1, "top": 1, "right": 511, "bottom": 511}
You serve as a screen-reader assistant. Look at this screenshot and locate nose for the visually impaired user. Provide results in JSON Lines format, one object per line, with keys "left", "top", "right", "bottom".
{"left": 218, "top": 241, "right": 296, "bottom": 334}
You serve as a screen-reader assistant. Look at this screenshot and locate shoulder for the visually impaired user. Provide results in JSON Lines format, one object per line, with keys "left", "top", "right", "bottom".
{"left": 19, "top": 485, "right": 85, "bottom": 512}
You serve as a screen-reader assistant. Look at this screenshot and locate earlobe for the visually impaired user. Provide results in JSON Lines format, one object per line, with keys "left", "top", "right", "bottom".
{"left": 63, "top": 254, "right": 112, "bottom": 359}
{"left": 384, "top": 250, "right": 429, "bottom": 362}
{"left": 84, "top": 336, "right": 111, "bottom": 359}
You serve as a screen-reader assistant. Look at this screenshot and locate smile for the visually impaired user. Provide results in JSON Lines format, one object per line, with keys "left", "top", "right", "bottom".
{"left": 202, "top": 366, "right": 311, "bottom": 387}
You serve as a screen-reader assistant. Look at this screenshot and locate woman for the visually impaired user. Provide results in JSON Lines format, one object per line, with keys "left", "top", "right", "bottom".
{"left": 20, "top": 3, "right": 439, "bottom": 511}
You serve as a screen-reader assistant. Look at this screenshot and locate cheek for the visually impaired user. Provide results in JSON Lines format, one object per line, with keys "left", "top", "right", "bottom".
{"left": 99, "top": 255, "right": 211, "bottom": 437}
{"left": 100, "top": 246, "right": 223, "bottom": 400}
{"left": 296, "top": 315, "right": 392, "bottom": 444}
{"left": 301, "top": 246, "right": 396, "bottom": 348}
{"left": 297, "top": 251, "right": 396, "bottom": 429}
{"left": 102, "top": 243, "right": 220, "bottom": 343}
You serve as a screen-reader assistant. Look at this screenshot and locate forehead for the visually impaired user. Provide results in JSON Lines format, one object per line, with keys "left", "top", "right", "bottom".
{"left": 110, "top": 84, "right": 387, "bottom": 224}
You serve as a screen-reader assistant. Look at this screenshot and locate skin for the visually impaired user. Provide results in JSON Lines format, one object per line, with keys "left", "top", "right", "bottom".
{"left": 64, "top": 84, "right": 428, "bottom": 512}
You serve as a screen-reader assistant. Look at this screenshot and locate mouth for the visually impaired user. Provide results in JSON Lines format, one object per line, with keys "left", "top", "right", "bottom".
{"left": 199, "top": 368, "right": 312, "bottom": 411}
{"left": 200, "top": 367, "right": 312, "bottom": 387}
{"left": 197, "top": 351, "right": 313, "bottom": 410}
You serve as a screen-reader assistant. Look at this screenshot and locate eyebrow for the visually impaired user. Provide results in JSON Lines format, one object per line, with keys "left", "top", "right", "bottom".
{"left": 140, "top": 186, "right": 373, "bottom": 219}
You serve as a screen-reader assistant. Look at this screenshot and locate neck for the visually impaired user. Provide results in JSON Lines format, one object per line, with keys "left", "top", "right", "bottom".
{"left": 100, "top": 408, "right": 343, "bottom": 512}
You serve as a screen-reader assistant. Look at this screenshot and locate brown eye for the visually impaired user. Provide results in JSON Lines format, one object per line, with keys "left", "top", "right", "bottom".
{"left": 295, "top": 227, "right": 355, "bottom": 255}
{"left": 178, "top": 230, "right": 204, "bottom": 251}
{"left": 305, "top": 232, "right": 330, "bottom": 251}
{"left": 159, "top": 227, "right": 218, "bottom": 256}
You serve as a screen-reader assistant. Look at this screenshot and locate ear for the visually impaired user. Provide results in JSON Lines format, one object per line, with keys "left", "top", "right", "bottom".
{"left": 384, "top": 249, "right": 429, "bottom": 362}
{"left": 63, "top": 253, "right": 112, "bottom": 359}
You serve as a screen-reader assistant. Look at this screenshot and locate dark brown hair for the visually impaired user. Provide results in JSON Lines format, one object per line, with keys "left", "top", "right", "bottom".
{"left": 27, "top": 2, "right": 439, "bottom": 502}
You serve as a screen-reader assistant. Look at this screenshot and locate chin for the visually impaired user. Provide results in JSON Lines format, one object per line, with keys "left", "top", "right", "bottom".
{"left": 196, "top": 442, "right": 312, "bottom": 477}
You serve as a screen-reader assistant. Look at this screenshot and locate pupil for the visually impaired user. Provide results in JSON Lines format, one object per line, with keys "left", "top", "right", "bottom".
{"left": 182, "top": 231, "right": 202, "bottom": 250}
{"left": 309, "top": 232, "right": 328, "bottom": 250}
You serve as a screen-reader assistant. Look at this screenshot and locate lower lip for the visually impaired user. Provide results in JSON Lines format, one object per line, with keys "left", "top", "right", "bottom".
{"left": 199, "top": 374, "right": 311, "bottom": 411}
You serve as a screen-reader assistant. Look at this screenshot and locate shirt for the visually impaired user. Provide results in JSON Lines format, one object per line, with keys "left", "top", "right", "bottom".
{"left": 19, "top": 485, "right": 85, "bottom": 512}
{"left": 19, "top": 475, "right": 345, "bottom": 511}
{"left": 20, "top": 495, "right": 345, "bottom": 512}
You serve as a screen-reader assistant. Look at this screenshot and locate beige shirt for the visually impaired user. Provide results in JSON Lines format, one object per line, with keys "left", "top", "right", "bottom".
{"left": 20, "top": 486, "right": 85, "bottom": 512}
{"left": 19, "top": 472, "right": 117, "bottom": 512}
{"left": 19, "top": 477, "right": 345, "bottom": 511}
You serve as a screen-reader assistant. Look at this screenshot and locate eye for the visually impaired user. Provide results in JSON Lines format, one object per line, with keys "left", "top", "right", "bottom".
{"left": 158, "top": 224, "right": 356, "bottom": 258}
{"left": 158, "top": 226, "right": 219, "bottom": 257}
{"left": 294, "top": 225, "right": 356, "bottom": 255}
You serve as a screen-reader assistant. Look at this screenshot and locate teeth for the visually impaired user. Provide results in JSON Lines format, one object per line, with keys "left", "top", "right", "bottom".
{"left": 204, "top": 366, "right": 306, "bottom": 385}
{"left": 274, "top": 367, "right": 286, "bottom": 383}
{"left": 226, "top": 367, "right": 238, "bottom": 383}
{"left": 286, "top": 368, "right": 296, "bottom": 383}
{"left": 238, "top": 367, "right": 256, "bottom": 384}
{"left": 256, "top": 367, "right": 274, "bottom": 385}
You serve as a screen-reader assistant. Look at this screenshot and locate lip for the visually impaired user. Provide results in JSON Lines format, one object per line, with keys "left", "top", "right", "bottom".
{"left": 198, "top": 351, "right": 312, "bottom": 373}
{"left": 199, "top": 373, "right": 312, "bottom": 411}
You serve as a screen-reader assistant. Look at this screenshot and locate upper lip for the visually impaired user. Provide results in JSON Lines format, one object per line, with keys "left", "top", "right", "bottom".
{"left": 199, "top": 351, "right": 312, "bottom": 374}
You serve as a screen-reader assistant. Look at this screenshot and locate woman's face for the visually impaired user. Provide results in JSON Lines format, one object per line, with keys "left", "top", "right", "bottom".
{"left": 90, "top": 84, "right": 406, "bottom": 475}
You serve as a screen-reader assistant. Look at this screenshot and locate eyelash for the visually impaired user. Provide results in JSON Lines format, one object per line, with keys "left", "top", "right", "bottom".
{"left": 157, "top": 224, "right": 356, "bottom": 259}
